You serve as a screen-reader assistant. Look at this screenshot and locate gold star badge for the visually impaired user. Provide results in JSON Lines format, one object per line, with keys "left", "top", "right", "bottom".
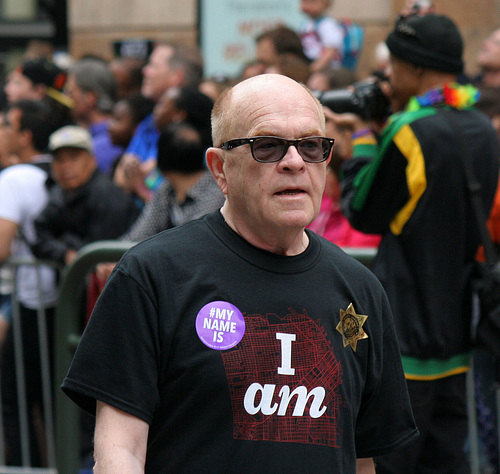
{"left": 336, "top": 303, "right": 368, "bottom": 351}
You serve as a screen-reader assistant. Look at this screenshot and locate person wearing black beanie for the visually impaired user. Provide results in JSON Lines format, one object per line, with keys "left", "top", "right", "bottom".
{"left": 338, "top": 13, "right": 500, "bottom": 474}
{"left": 386, "top": 14, "right": 464, "bottom": 75}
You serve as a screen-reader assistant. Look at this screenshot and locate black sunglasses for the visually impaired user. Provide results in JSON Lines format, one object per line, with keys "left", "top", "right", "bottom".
{"left": 219, "top": 136, "right": 334, "bottom": 163}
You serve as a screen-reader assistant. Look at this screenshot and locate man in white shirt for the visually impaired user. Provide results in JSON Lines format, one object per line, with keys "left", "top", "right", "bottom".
{"left": 0, "top": 99, "right": 58, "bottom": 466}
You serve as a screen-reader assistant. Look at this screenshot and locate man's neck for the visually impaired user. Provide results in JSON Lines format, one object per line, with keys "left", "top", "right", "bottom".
{"left": 416, "top": 71, "right": 457, "bottom": 96}
{"left": 18, "top": 147, "right": 43, "bottom": 164}
{"left": 220, "top": 205, "right": 309, "bottom": 257}
{"left": 79, "top": 111, "right": 111, "bottom": 129}
{"left": 164, "top": 170, "right": 204, "bottom": 204}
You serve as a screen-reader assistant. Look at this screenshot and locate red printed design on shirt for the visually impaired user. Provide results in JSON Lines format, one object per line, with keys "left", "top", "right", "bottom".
{"left": 220, "top": 307, "right": 343, "bottom": 447}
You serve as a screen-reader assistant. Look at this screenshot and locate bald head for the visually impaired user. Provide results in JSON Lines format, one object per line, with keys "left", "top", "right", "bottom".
{"left": 206, "top": 73, "right": 331, "bottom": 255}
{"left": 211, "top": 74, "right": 325, "bottom": 147}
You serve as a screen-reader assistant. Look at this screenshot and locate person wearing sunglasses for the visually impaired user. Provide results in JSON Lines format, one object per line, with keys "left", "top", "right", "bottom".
{"left": 62, "top": 73, "right": 417, "bottom": 473}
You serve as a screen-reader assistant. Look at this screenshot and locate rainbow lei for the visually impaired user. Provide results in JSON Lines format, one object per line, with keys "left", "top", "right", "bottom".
{"left": 407, "top": 83, "right": 480, "bottom": 111}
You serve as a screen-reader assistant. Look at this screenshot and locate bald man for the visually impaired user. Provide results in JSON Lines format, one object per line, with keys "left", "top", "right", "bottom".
{"left": 62, "top": 74, "right": 417, "bottom": 473}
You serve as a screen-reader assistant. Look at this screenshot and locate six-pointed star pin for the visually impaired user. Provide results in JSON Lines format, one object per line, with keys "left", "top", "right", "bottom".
{"left": 336, "top": 303, "right": 368, "bottom": 351}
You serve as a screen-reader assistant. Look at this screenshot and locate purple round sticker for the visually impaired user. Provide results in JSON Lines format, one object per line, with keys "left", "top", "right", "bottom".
{"left": 195, "top": 301, "right": 245, "bottom": 350}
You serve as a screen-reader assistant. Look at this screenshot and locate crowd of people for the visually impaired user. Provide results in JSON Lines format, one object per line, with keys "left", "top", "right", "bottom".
{"left": 0, "top": 0, "right": 499, "bottom": 472}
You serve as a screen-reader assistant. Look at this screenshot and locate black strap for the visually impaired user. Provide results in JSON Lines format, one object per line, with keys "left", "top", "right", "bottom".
{"left": 445, "top": 109, "right": 498, "bottom": 265}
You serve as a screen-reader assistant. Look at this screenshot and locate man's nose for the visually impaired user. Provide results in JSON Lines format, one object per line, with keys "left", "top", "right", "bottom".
{"left": 279, "top": 144, "right": 305, "bottom": 170}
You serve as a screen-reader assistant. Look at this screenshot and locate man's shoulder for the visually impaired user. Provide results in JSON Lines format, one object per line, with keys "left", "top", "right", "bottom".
{"left": 313, "top": 233, "right": 383, "bottom": 288}
{"left": 134, "top": 113, "right": 156, "bottom": 135}
{"left": 127, "top": 213, "right": 214, "bottom": 256}
{"left": 0, "top": 163, "right": 48, "bottom": 190}
{"left": 1, "top": 162, "right": 46, "bottom": 179}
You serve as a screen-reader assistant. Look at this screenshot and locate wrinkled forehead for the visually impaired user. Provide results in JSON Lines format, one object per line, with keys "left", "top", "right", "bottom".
{"left": 231, "top": 80, "right": 325, "bottom": 137}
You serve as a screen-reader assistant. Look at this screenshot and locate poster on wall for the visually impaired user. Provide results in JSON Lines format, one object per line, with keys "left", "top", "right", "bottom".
{"left": 199, "top": 0, "right": 306, "bottom": 79}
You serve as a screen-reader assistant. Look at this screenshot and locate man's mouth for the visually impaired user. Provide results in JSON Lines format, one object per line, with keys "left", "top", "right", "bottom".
{"left": 276, "top": 189, "right": 305, "bottom": 195}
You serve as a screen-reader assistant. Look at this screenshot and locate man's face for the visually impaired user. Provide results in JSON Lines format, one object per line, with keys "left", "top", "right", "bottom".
{"left": 216, "top": 77, "right": 329, "bottom": 240}
{"left": 386, "top": 55, "right": 421, "bottom": 112}
{"left": 51, "top": 147, "right": 96, "bottom": 191}
{"left": 65, "top": 74, "right": 92, "bottom": 122}
{"left": 108, "top": 100, "right": 135, "bottom": 147}
{"left": 477, "top": 29, "right": 500, "bottom": 71}
{"left": 0, "top": 112, "right": 18, "bottom": 167}
{"left": 3, "top": 107, "right": 24, "bottom": 156}
{"left": 4, "top": 71, "right": 40, "bottom": 104}
{"left": 141, "top": 45, "right": 177, "bottom": 102}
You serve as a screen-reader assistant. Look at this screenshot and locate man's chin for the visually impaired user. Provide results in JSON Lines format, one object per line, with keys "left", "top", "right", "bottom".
{"left": 276, "top": 209, "right": 316, "bottom": 230}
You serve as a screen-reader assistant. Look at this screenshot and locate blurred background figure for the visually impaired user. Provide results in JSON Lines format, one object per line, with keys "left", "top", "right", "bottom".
{"left": 307, "top": 66, "right": 357, "bottom": 91}
{"left": 0, "top": 99, "right": 58, "bottom": 467}
{"left": 121, "top": 122, "right": 224, "bottom": 243}
{"left": 152, "top": 86, "right": 213, "bottom": 145}
{"left": 474, "top": 28, "right": 500, "bottom": 87}
{"left": 264, "top": 53, "right": 311, "bottom": 84}
{"left": 254, "top": 25, "right": 309, "bottom": 75}
{"left": 32, "top": 125, "right": 139, "bottom": 267}
{"left": 471, "top": 86, "right": 500, "bottom": 474}
{"left": 65, "top": 58, "right": 123, "bottom": 176}
{"left": 109, "top": 56, "right": 145, "bottom": 100}
{"left": 307, "top": 106, "right": 381, "bottom": 248}
{"left": 114, "top": 42, "right": 204, "bottom": 204}
{"left": 108, "top": 93, "right": 155, "bottom": 158}
{"left": 199, "top": 76, "right": 233, "bottom": 102}
{"left": 4, "top": 57, "right": 73, "bottom": 130}
{"left": 299, "top": 0, "right": 344, "bottom": 72}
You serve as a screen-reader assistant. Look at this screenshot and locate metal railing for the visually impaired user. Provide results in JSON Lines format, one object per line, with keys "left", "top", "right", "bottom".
{"left": 54, "top": 241, "right": 133, "bottom": 474}
{"left": 0, "top": 257, "right": 60, "bottom": 474}
{"left": 0, "top": 241, "right": 480, "bottom": 473}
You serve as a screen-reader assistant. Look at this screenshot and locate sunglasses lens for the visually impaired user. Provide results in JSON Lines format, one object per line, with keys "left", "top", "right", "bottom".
{"left": 298, "top": 138, "right": 329, "bottom": 162}
{"left": 252, "top": 137, "right": 286, "bottom": 162}
{"left": 251, "top": 137, "right": 332, "bottom": 163}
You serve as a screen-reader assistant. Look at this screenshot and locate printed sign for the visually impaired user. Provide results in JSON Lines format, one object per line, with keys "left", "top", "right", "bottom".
{"left": 199, "top": 0, "right": 306, "bottom": 78}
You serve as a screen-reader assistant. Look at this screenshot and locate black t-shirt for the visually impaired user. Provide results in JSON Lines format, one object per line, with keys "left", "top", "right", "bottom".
{"left": 62, "top": 211, "right": 417, "bottom": 473}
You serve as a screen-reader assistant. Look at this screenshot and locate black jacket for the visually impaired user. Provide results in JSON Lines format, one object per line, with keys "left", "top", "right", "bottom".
{"left": 32, "top": 169, "right": 139, "bottom": 265}
{"left": 342, "top": 105, "right": 499, "bottom": 374}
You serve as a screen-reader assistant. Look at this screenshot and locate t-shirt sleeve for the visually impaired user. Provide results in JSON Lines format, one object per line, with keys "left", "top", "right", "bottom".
{"left": 0, "top": 167, "right": 40, "bottom": 223}
{"left": 61, "top": 265, "right": 161, "bottom": 424}
{"left": 354, "top": 292, "right": 419, "bottom": 457}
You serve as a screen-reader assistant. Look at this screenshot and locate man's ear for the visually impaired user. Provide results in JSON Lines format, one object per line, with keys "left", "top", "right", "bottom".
{"left": 206, "top": 147, "right": 228, "bottom": 195}
{"left": 85, "top": 90, "right": 98, "bottom": 108}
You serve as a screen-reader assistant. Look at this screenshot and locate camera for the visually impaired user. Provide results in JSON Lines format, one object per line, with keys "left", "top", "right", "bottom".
{"left": 313, "top": 79, "right": 391, "bottom": 121}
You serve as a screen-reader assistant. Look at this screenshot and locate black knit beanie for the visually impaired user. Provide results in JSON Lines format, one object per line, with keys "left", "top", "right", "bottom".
{"left": 386, "top": 14, "right": 464, "bottom": 74}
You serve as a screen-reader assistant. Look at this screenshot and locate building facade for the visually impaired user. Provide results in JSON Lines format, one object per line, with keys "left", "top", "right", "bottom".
{"left": 67, "top": 0, "right": 500, "bottom": 80}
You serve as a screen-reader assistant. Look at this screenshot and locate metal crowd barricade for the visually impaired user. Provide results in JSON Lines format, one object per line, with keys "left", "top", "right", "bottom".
{"left": 54, "top": 241, "right": 133, "bottom": 474}
{"left": 51, "top": 242, "right": 487, "bottom": 474}
{"left": 0, "top": 256, "right": 60, "bottom": 474}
